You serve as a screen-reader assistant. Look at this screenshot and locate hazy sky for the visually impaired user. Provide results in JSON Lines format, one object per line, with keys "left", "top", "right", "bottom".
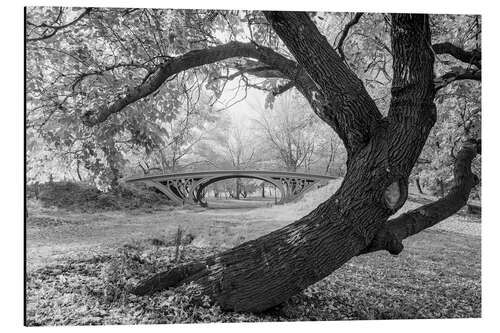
{"left": 215, "top": 78, "right": 269, "bottom": 133}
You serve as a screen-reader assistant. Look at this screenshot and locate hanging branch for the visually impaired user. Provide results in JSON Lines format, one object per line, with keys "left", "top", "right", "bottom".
{"left": 336, "top": 13, "right": 364, "bottom": 61}
{"left": 26, "top": 8, "right": 92, "bottom": 42}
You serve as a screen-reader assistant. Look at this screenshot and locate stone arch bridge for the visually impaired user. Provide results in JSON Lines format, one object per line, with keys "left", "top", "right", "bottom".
{"left": 122, "top": 170, "right": 336, "bottom": 205}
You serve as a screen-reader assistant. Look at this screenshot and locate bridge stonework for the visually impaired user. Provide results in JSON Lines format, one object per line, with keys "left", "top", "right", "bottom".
{"left": 122, "top": 170, "right": 336, "bottom": 206}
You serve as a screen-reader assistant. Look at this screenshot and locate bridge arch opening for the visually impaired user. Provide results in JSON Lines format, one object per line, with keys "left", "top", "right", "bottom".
{"left": 193, "top": 175, "right": 285, "bottom": 207}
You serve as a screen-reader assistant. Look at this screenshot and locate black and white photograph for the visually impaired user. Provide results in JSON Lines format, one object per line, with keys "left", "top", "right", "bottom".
{"left": 6, "top": 0, "right": 497, "bottom": 330}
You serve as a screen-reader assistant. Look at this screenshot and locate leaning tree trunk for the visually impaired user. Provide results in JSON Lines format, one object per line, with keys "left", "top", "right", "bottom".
{"left": 130, "top": 137, "right": 480, "bottom": 312}
{"left": 127, "top": 13, "right": 480, "bottom": 313}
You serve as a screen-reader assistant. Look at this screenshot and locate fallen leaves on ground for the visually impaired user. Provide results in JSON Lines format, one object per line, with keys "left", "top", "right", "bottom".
{"left": 25, "top": 229, "right": 481, "bottom": 326}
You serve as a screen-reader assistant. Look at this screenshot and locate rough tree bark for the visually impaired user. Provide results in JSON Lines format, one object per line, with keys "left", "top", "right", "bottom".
{"left": 81, "top": 12, "right": 480, "bottom": 313}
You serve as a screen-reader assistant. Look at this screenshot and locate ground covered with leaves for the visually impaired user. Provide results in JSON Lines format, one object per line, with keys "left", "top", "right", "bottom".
{"left": 26, "top": 228, "right": 480, "bottom": 325}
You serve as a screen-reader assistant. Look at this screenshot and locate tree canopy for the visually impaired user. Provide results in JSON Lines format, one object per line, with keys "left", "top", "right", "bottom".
{"left": 26, "top": 8, "right": 480, "bottom": 196}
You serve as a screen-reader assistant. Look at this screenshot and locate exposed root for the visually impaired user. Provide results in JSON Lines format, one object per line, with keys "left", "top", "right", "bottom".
{"left": 130, "top": 261, "right": 206, "bottom": 295}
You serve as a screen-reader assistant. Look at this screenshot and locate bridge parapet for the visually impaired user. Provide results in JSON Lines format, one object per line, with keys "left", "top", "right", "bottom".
{"left": 122, "top": 170, "right": 336, "bottom": 206}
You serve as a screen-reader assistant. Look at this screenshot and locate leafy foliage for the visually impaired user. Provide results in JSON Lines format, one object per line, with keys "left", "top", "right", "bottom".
{"left": 26, "top": 8, "right": 229, "bottom": 189}
{"left": 26, "top": 8, "right": 480, "bottom": 196}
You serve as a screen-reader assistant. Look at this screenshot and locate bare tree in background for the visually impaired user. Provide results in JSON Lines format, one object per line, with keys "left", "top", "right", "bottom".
{"left": 253, "top": 92, "right": 317, "bottom": 172}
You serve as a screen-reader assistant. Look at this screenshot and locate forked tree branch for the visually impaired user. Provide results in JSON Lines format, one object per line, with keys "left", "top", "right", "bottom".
{"left": 264, "top": 11, "right": 382, "bottom": 156}
{"left": 362, "top": 139, "right": 480, "bottom": 255}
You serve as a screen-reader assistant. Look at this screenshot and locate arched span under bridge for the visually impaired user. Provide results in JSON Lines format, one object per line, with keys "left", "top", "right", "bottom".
{"left": 122, "top": 170, "right": 336, "bottom": 205}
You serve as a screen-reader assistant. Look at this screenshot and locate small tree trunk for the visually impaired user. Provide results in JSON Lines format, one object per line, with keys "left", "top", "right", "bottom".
{"left": 415, "top": 176, "right": 423, "bottom": 194}
{"left": 76, "top": 160, "right": 83, "bottom": 182}
{"left": 102, "top": 139, "right": 122, "bottom": 191}
{"left": 34, "top": 181, "right": 39, "bottom": 200}
{"left": 437, "top": 178, "right": 445, "bottom": 197}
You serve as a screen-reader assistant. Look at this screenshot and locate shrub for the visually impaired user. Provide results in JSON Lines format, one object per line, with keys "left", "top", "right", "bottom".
{"left": 28, "top": 181, "right": 172, "bottom": 212}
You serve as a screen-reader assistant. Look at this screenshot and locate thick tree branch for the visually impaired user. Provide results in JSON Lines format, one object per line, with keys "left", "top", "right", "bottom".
{"left": 432, "top": 42, "right": 481, "bottom": 69}
{"left": 363, "top": 139, "right": 480, "bottom": 255}
{"left": 83, "top": 12, "right": 382, "bottom": 158}
{"left": 82, "top": 41, "right": 309, "bottom": 126}
{"left": 71, "top": 62, "right": 150, "bottom": 91}
{"left": 264, "top": 11, "right": 382, "bottom": 156}
{"left": 386, "top": 14, "right": 437, "bottom": 175}
{"left": 272, "top": 80, "right": 295, "bottom": 96}
{"left": 231, "top": 66, "right": 280, "bottom": 79}
{"left": 337, "top": 13, "right": 363, "bottom": 61}
{"left": 434, "top": 68, "right": 481, "bottom": 92}
{"left": 219, "top": 60, "right": 286, "bottom": 80}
